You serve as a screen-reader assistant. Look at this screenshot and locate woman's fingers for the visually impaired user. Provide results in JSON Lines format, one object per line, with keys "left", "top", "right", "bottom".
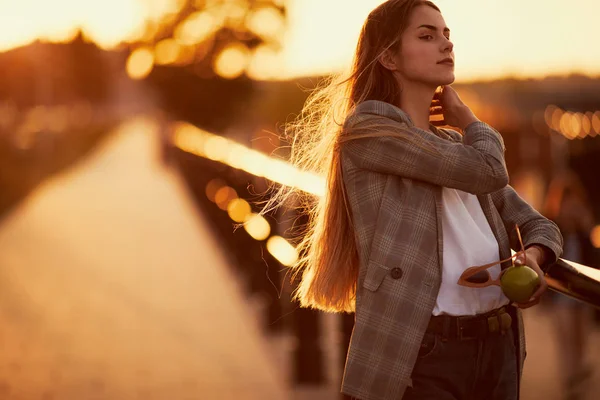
{"left": 430, "top": 106, "right": 443, "bottom": 115}
{"left": 430, "top": 119, "right": 446, "bottom": 126}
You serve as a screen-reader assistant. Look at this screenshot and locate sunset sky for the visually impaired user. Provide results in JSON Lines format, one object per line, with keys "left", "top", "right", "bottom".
{"left": 0, "top": 0, "right": 597, "bottom": 81}
{"left": 281, "top": 0, "right": 600, "bottom": 81}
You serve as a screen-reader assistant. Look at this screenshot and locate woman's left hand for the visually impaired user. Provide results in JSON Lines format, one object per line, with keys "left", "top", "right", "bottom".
{"left": 511, "top": 247, "right": 548, "bottom": 309}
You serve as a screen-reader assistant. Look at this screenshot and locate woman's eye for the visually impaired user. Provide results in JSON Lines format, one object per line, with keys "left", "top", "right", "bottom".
{"left": 420, "top": 35, "right": 434, "bottom": 40}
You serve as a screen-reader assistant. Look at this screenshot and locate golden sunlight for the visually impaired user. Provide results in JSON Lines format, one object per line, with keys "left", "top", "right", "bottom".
{"left": 172, "top": 122, "right": 326, "bottom": 197}
{"left": 266, "top": 236, "right": 299, "bottom": 267}
{"left": 227, "top": 198, "right": 252, "bottom": 223}
{"left": 173, "top": 11, "right": 217, "bottom": 46}
{"left": 279, "top": 0, "right": 600, "bottom": 80}
{"left": 591, "top": 226, "right": 600, "bottom": 249}
{"left": 244, "top": 214, "right": 271, "bottom": 241}
{"left": 155, "top": 38, "right": 181, "bottom": 65}
{"left": 214, "top": 43, "right": 252, "bottom": 79}
{"left": 0, "top": 0, "right": 146, "bottom": 51}
{"left": 126, "top": 47, "right": 155, "bottom": 80}
{"left": 2, "top": 0, "right": 598, "bottom": 81}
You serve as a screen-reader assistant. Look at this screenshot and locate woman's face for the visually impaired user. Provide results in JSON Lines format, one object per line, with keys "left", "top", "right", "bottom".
{"left": 386, "top": 5, "right": 455, "bottom": 87}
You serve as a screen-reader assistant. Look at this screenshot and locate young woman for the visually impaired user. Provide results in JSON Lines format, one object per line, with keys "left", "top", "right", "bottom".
{"left": 266, "top": 1, "right": 563, "bottom": 399}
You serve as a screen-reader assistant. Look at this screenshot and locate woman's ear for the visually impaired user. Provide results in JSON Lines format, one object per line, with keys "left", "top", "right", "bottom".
{"left": 378, "top": 49, "right": 398, "bottom": 71}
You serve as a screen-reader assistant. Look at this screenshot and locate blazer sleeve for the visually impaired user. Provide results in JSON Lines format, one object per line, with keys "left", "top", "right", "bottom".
{"left": 341, "top": 116, "right": 509, "bottom": 194}
{"left": 490, "top": 185, "right": 563, "bottom": 266}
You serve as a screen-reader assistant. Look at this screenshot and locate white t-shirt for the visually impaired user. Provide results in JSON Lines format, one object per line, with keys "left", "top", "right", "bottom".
{"left": 432, "top": 188, "right": 510, "bottom": 316}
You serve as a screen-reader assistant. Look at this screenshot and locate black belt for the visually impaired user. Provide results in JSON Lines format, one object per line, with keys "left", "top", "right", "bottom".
{"left": 426, "top": 306, "right": 512, "bottom": 341}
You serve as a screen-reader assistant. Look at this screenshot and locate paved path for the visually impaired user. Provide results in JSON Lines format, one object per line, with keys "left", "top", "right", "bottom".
{"left": 0, "top": 116, "right": 286, "bottom": 400}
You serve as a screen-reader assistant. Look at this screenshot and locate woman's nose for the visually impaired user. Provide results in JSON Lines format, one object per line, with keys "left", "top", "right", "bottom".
{"left": 443, "top": 38, "right": 454, "bottom": 53}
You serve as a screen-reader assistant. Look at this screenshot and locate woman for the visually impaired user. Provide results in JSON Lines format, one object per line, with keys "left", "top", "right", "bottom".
{"left": 264, "top": 1, "right": 563, "bottom": 399}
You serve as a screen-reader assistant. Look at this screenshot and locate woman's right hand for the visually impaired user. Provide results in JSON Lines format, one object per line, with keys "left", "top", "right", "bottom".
{"left": 430, "top": 85, "right": 480, "bottom": 131}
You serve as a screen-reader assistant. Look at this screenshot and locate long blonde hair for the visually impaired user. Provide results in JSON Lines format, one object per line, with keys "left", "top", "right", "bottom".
{"left": 262, "top": 0, "right": 441, "bottom": 313}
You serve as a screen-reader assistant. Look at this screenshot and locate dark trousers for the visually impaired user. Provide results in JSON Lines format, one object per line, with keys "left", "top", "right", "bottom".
{"left": 402, "top": 328, "right": 518, "bottom": 400}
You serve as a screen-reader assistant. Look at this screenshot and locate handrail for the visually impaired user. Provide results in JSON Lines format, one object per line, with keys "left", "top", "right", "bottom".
{"left": 545, "top": 258, "right": 600, "bottom": 308}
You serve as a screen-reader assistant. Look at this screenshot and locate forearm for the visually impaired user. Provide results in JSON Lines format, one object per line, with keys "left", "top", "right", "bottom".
{"left": 524, "top": 244, "right": 554, "bottom": 272}
{"left": 491, "top": 185, "right": 564, "bottom": 264}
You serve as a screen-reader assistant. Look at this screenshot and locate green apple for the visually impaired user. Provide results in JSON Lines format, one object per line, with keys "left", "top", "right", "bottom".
{"left": 500, "top": 265, "right": 540, "bottom": 303}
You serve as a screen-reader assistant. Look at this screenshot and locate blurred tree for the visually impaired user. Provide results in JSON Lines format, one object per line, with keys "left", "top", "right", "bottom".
{"left": 126, "top": 0, "right": 287, "bottom": 133}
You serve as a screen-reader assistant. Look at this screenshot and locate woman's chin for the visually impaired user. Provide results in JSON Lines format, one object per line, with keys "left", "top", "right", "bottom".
{"left": 438, "top": 74, "right": 455, "bottom": 85}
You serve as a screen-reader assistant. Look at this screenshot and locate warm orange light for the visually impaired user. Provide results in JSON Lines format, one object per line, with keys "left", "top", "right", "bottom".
{"left": 591, "top": 226, "right": 600, "bottom": 249}
{"left": 266, "top": 236, "right": 298, "bottom": 267}
{"left": 126, "top": 47, "right": 155, "bottom": 80}
{"left": 582, "top": 112, "right": 592, "bottom": 136}
{"left": 79, "top": 0, "right": 146, "bottom": 50}
{"left": 215, "top": 186, "right": 238, "bottom": 211}
{"left": 214, "top": 43, "right": 250, "bottom": 79}
{"left": 41, "top": 25, "right": 80, "bottom": 44}
{"left": 173, "top": 45, "right": 196, "bottom": 65}
{"left": 227, "top": 198, "right": 252, "bottom": 223}
{"left": 246, "top": 6, "right": 284, "bottom": 40}
{"left": 247, "top": 45, "right": 282, "bottom": 80}
{"left": 218, "top": 0, "right": 248, "bottom": 26}
{"left": 155, "top": 38, "right": 180, "bottom": 65}
{"left": 571, "top": 113, "right": 584, "bottom": 139}
{"left": 544, "top": 105, "right": 558, "bottom": 130}
{"left": 172, "top": 122, "right": 325, "bottom": 197}
{"left": 174, "top": 11, "right": 216, "bottom": 46}
{"left": 551, "top": 108, "right": 563, "bottom": 132}
{"left": 206, "top": 179, "right": 227, "bottom": 203}
{"left": 243, "top": 214, "right": 271, "bottom": 241}
{"left": 592, "top": 112, "right": 600, "bottom": 137}
{"left": 559, "top": 113, "right": 570, "bottom": 138}
{"left": 203, "top": 135, "right": 230, "bottom": 162}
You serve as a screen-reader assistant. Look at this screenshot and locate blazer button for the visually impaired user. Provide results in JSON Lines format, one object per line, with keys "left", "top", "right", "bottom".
{"left": 390, "top": 268, "right": 403, "bottom": 279}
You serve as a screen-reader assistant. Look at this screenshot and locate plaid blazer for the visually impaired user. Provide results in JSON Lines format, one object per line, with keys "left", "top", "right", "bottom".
{"left": 339, "top": 100, "right": 563, "bottom": 400}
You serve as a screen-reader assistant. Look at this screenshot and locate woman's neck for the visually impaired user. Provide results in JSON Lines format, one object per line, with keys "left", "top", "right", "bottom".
{"left": 397, "top": 81, "right": 436, "bottom": 131}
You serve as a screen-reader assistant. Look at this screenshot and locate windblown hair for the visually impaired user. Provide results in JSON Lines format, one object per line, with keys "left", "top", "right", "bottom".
{"left": 261, "top": 0, "right": 441, "bottom": 313}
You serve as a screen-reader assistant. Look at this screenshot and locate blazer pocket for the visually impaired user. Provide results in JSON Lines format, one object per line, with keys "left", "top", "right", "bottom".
{"left": 362, "top": 261, "right": 391, "bottom": 292}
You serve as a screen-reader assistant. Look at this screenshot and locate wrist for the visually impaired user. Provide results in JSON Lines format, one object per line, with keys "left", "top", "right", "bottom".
{"left": 525, "top": 245, "right": 546, "bottom": 266}
{"left": 458, "top": 110, "right": 480, "bottom": 131}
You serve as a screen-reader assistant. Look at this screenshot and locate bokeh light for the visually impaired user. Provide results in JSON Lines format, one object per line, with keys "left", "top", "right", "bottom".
{"left": 214, "top": 186, "right": 238, "bottom": 211}
{"left": 544, "top": 105, "right": 600, "bottom": 140}
{"left": 154, "top": 38, "right": 181, "bottom": 65}
{"left": 227, "top": 198, "right": 252, "bottom": 223}
{"left": 243, "top": 214, "right": 271, "bottom": 241}
{"left": 173, "top": 11, "right": 217, "bottom": 46}
{"left": 205, "top": 179, "right": 227, "bottom": 203}
{"left": 214, "top": 43, "right": 251, "bottom": 79}
{"left": 266, "top": 236, "right": 298, "bottom": 267}
{"left": 591, "top": 226, "right": 600, "bottom": 249}
{"left": 126, "top": 47, "right": 155, "bottom": 80}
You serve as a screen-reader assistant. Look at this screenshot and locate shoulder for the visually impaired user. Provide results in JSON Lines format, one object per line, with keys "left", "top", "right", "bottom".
{"left": 436, "top": 127, "right": 463, "bottom": 142}
{"left": 344, "top": 100, "right": 409, "bottom": 130}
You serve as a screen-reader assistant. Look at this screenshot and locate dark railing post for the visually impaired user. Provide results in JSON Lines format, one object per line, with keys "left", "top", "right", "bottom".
{"left": 290, "top": 210, "right": 325, "bottom": 385}
{"left": 340, "top": 312, "right": 355, "bottom": 399}
{"left": 292, "top": 304, "right": 325, "bottom": 384}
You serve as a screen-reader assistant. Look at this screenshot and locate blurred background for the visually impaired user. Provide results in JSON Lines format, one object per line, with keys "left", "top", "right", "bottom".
{"left": 0, "top": 0, "right": 599, "bottom": 399}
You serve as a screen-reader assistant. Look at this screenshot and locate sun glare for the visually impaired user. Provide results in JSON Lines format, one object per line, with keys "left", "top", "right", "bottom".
{"left": 0, "top": 0, "right": 146, "bottom": 51}
{"left": 279, "top": 0, "right": 600, "bottom": 80}
{"left": 0, "top": 0, "right": 598, "bottom": 81}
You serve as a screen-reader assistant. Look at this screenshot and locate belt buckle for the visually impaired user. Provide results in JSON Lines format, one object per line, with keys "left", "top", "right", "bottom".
{"left": 457, "top": 316, "right": 477, "bottom": 341}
